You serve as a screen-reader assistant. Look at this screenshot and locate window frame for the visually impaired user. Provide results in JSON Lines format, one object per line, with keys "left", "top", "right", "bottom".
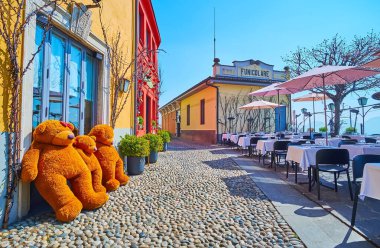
{"left": 34, "top": 22, "right": 98, "bottom": 134}
{"left": 200, "top": 99, "right": 205, "bottom": 125}
{"left": 186, "top": 104, "right": 190, "bottom": 126}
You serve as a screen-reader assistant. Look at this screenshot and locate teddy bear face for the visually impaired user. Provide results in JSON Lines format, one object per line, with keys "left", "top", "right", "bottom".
{"left": 73, "top": 135, "right": 97, "bottom": 154}
{"left": 34, "top": 120, "right": 75, "bottom": 146}
{"left": 88, "top": 125, "right": 114, "bottom": 146}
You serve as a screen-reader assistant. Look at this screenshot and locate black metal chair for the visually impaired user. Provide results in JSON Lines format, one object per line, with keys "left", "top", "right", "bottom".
{"left": 342, "top": 135, "right": 352, "bottom": 139}
{"left": 364, "top": 137, "right": 377, "bottom": 144}
{"left": 338, "top": 139, "right": 357, "bottom": 147}
{"left": 309, "top": 149, "right": 353, "bottom": 201}
{"left": 271, "top": 140, "right": 291, "bottom": 171}
{"left": 221, "top": 133, "right": 227, "bottom": 145}
{"left": 303, "top": 135, "right": 311, "bottom": 140}
{"left": 248, "top": 137, "right": 266, "bottom": 157}
{"left": 351, "top": 155, "right": 380, "bottom": 226}
{"left": 313, "top": 133, "right": 323, "bottom": 140}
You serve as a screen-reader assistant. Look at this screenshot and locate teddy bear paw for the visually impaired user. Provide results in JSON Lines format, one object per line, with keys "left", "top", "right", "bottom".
{"left": 105, "top": 179, "right": 120, "bottom": 192}
{"left": 82, "top": 192, "right": 109, "bottom": 210}
{"left": 94, "top": 185, "right": 107, "bottom": 193}
{"left": 56, "top": 199, "right": 83, "bottom": 222}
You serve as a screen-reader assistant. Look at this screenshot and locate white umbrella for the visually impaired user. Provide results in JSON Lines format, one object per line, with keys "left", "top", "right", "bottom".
{"left": 249, "top": 83, "right": 299, "bottom": 131}
{"left": 281, "top": 65, "right": 379, "bottom": 143}
{"left": 292, "top": 93, "right": 330, "bottom": 130}
{"left": 239, "top": 100, "right": 284, "bottom": 132}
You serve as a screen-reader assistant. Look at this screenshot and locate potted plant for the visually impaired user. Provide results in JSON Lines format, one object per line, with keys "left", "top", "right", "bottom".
{"left": 158, "top": 130, "right": 171, "bottom": 152}
{"left": 152, "top": 120, "right": 157, "bottom": 129}
{"left": 119, "top": 135, "right": 149, "bottom": 175}
{"left": 137, "top": 116, "right": 144, "bottom": 129}
{"left": 143, "top": 133, "right": 163, "bottom": 164}
{"left": 345, "top": 127, "right": 356, "bottom": 134}
{"left": 319, "top": 127, "right": 327, "bottom": 133}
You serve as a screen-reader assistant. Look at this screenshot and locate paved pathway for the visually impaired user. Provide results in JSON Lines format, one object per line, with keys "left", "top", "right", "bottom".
{"left": 0, "top": 141, "right": 304, "bottom": 247}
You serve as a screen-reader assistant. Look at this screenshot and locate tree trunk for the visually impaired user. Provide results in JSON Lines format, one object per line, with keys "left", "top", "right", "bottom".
{"left": 333, "top": 99, "right": 342, "bottom": 136}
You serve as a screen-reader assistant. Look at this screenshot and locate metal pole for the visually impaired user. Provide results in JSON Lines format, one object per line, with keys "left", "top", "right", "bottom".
{"left": 322, "top": 76, "right": 328, "bottom": 144}
{"left": 277, "top": 90, "right": 280, "bottom": 132}
{"left": 312, "top": 97, "right": 316, "bottom": 131}
{"left": 362, "top": 106, "right": 365, "bottom": 135}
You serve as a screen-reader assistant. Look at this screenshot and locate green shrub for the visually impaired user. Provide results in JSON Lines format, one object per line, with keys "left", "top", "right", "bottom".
{"left": 319, "top": 127, "right": 327, "bottom": 132}
{"left": 143, "top": 133, "right": 163, "bottom": 152}
{"left": 119, "top": 135, "right": 149, "bottom": 157}
{"left": 345, "top": 127, "right": 356, "bottom": 133}
{"left": 158, "top": 130, "right": 171, "bottom": 143}
{"left": 137, "top": 116, "right": 144, "bottom": 125}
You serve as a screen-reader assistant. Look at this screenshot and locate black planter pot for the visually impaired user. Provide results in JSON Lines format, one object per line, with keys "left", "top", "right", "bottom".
{"left": 162, "top": 142, "right": 168, "bottom": 152}
{"left": 127, "top": 156, "right": 145, "bottom": 175}
{"left": 146, "top": 151, "right": 158, "bottom": 164}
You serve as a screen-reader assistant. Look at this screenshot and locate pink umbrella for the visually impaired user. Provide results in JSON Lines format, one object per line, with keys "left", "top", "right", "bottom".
{"left": 281, "top": 65, "right": 379, "bottom": 143}
{"left": 249, "top": 83, "right": 300, "bottom": 131}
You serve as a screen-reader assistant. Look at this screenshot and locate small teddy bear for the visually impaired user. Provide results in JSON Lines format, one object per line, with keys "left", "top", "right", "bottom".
{"left": 73, "top": 135, "right": 107, "bottom": 193}
{"left": 89, "top": 125, "right": 129, "bottom": 191}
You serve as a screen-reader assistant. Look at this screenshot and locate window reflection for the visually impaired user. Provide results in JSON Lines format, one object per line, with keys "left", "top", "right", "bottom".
{"left": 33, "top": 25, "right": 44, "bottom": 128}
{"left": 69, "top": 45, "right": 82, "bottom": 129}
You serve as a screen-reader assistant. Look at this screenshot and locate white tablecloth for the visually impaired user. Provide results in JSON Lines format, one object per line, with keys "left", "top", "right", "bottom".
{"left": 256, "top": 139, "right": 302, "bottom": 154}
{"left": 360, "top": 163, "right": 380, "bottom": 200}
{"left": 315, "top": 138, "right": 342, "bottom": 147}
{"left": 238, "top": 136, "right": 252, "bottom": 149}
{"left": 222, "top": 133, "right": 231, "bottom": 140}
{"left": 286, "top": 145, "right": 332, "bottom": 171}
{"left": 340, "top": 144, "right": 380, "bottom": 160}
{"left": 230, "top": 134, "right": 239, "bottom": 144}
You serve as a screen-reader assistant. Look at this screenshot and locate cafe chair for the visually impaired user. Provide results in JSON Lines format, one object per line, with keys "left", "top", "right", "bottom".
{"left": 342, "top": 135, "right": 352, "bottom": 139}
{"left": 310, "top": 149, "right": 352, "bottom": 201}
{"left": 364, "top": 137, "right": 377, "bottom": 144}
{"left": 351, "top": 154, "right": 380, "bottom": 226}
{"left": 248, "top": 137, "right": 266, "bottom": 157}
{"left": 271, "top": 140, "right": 291, "bottom": 171}
{"left": 313, "top": 133, "right": 323, "bottom": 139}
{"left": 302, "top": 135, "right": 311, "bottom": 140}
{"left": 338, "top": 139, "right": 357, "bottom": 147}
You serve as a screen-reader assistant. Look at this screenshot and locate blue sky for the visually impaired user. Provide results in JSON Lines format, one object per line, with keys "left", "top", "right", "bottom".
{"left": 152, "top": 0, "right": 380, "bottom": 134}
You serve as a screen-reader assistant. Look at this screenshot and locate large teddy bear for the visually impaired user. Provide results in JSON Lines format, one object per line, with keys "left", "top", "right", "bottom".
{"left": 73, "top": 135, "right": 106, "bottom": 193}
{"left": 89, "top": 125, "right": 129, "bottom": 191}
{"left": 21, "top": 120, "right": 109, "bottom": 222}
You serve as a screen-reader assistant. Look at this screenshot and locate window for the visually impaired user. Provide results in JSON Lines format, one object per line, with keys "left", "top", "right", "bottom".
{"left": 186, "top": 105, "right": 190, "bottom": 126}
{"left": 200, "top": 99, "right": 205, "bottom": 125}
{"left": 139, "top": 9, "right": 144, "bottom": 43}
{"left": 146, "top": 29, "right": 151, "bottom": 50}
{"left": 33, "top": 23, "right": 98, "bottom": 134}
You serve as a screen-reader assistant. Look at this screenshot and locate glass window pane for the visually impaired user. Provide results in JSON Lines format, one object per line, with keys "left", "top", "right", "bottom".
{"left": 33, "top": 25, "right": 44, "bottom": 128}
{"left": 69, "top": 45, "right": 82, "bottom": 130}
{"left": 49, "top": 33, "right": 65, "bottom": 122}
{"left": 84, "top": 54, "right": 95, "bottom": 134}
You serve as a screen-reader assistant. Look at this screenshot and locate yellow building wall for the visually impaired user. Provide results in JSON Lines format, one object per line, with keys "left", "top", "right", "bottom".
{"left": 85, "top": 0, "right": 135, "bottom": 130}
{"left": 216, "top": 83, "right": 290, "bottom": 133}
{"left": 180, "top": 87, "right": 217, "bottom": 131}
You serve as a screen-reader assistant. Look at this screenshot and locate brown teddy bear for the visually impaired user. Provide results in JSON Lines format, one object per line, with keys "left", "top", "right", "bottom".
{"left": 21, "top": 120, "right": 109, "bottom": 222}
{"left": 89, "top": 125, "right": 129, "bottom": 191}
{"left": 73, "top": 135, "right": 107, "bottom": 193}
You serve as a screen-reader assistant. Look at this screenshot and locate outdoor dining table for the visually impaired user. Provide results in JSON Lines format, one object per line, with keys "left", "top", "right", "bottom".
{"left": 315, "top": 137, "right": 342, "bottom": 147}
{"left": 237, "top": 136, "right": 253, "bottom": 149}
{"left": 257, "top": 139, "right": 303, "bottom": 155}
{"left": 359, "top": 163, "right": 380, "bottom": 200}
{"left": 286, "top": 145, "right": 334, "bottom": 171}
{"left": 230, "top": 134, "right": 240, "bottom": 144}
{"left": 340, "top": 144, "right": 380, "bottom": 160}
{"left": 222, "top": 133, "right": 231, "bottom": 141}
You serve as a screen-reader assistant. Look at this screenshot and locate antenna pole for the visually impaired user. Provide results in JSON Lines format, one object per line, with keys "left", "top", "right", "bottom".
{"left": 213, "top": 7, "right": 216, "bottom": 59}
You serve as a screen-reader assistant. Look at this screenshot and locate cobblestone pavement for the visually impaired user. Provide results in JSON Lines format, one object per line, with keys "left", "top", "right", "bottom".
{"left": 0, "top": 140, "right": 304, "bottom": 247}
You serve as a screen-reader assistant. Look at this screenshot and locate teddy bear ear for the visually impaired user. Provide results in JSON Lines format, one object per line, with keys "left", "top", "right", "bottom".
{"left": 67, "top": 123, "right": 75, "bottom": 131}
{"left": 90, "top": 136, "right": 97, "bottom": 141}
{"left": 35, "top": 123, "right": 47, "bottom": 135}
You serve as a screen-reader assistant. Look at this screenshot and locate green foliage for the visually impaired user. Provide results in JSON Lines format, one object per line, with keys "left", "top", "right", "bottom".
{"left": 345, "top": 127, "right": 356, "bottom": 133}
{"left": 143, "top": 133, "right": 163, "bottom": 152}
{"left": 119, "top": 135, "right": 149, "bottom": 157}
{"left": 158, "top": 130, "right": 171, "bottom": 143}
{"left": 152, "top": 120, "right": 157, "bottom": 128}
{"left": 319, "top": 127, "right": 327, "bottom": 132}
{"left": 137, "top": 116, "right": 144, "bottom": 125}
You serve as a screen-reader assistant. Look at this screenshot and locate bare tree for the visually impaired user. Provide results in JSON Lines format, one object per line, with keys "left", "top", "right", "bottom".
{"left": 283, "top": 32, "right": 380, "bottom": 134}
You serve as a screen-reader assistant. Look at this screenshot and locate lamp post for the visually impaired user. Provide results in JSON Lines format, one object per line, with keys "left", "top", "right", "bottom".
{"left": 328, "top": 103, "right": 335, "bottom": 134}
{"left": 301, "top": 108, "right": 307, "bottom": 133}
{"left": 227, "top": 117, "right": 235, "bottom": 133}
{"left": 247, "top": 117, "right": 254, "bottom": 133}
{"left": 358, "top": 97, "right": 368, "bottom": 135}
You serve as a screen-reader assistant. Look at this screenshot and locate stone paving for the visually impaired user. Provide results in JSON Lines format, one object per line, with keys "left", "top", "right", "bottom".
{"left": 0, "top": 140, "right": 304, "bottom": 247}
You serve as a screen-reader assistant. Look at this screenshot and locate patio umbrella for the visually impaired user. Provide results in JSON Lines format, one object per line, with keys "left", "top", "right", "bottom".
{"left": 281, "top": 65, "right": 379, "bottom": 143}
{"left": 239, "top": 100, "right": 284, "bottom": 132}
{"left": 249, "top": 83, "right": 300, "bottom": 132}
{"left": 292, "top": 93, "right": 330, "bottom": 130}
